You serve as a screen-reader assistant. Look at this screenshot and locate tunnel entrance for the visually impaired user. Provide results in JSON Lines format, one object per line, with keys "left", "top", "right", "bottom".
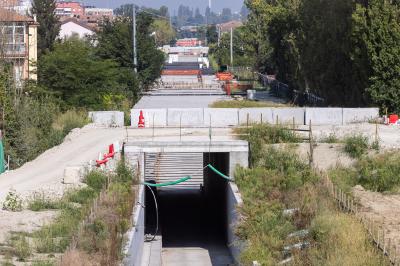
{"left": 144, "top": 152, "right": 233, "bottom": 265}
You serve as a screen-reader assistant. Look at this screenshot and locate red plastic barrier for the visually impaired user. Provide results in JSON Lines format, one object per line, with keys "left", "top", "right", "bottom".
{"left": 103, "top": 144, "right": 116, "bottom": 159}
{"left": 389, "top": 114, "right": 398, "bottom": 124}
{"left": 96, "top": 157, "right": 109, "bottom": 167}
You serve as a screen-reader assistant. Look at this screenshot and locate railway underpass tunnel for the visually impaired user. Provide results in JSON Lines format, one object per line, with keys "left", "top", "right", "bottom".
{"left": 144, "top": 151, "right": 233, "bottom": 264}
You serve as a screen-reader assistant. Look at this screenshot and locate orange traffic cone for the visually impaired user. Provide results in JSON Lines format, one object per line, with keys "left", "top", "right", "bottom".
{"left": 138, "top": 110, "right": 145, "bottom": 128}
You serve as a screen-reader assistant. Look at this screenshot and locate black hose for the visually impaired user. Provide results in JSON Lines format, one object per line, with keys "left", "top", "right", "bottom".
{"left": 145, "top": 184, "right": 159, "bottom": 242}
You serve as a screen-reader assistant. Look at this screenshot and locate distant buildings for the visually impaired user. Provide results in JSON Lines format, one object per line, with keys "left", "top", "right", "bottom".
{"left": 84, "top": 7, "right": 113, "bottom": 21}
{"left": 0, "top": 8, "right": 38, "bottom": 84}
{"left": 176, "top": 38, "right": 202, "bottom": 47}
{"left": 59, "top": 17, "right": 94, "bottom": 39}
{"left": 55, "top": 1, "right": 85, "bottom": 19}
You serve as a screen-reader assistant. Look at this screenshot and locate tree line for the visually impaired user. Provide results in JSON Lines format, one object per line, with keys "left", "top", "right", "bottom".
{"left": 0, "top": 0, "right": 164, "bottom": 167}
{"left": 211, "top": 0, "right": 400, "bottom": 112}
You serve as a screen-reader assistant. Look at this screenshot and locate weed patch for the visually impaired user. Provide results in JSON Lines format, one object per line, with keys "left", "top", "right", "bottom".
{"left": 344, "top": 134, "right": 369, "bottom": 158}
{"left": 28, "top": 192, "right": 63, "bottom": 211}
{"left": 2, "top": 190, "right": 23, "bottom": 212}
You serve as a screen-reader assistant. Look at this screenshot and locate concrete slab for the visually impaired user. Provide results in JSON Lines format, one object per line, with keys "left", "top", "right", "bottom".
{"left": 167, "top": 108, "right": 204, "bottom": 126}
{"left": 204, "top": 108, "right": 239, "bottom": 127}
{"left": 306, "top": 108, "right": 343, "bottom": 125}
{"left": 238, "top": 108, "right": 274, "bottom": 124}
{"left": 273, "top": 108, "right": 305, "bottom": 125}
{"left": 131, "top": 109, "right": 167, "bottom": 128}
{"left": 89, "top": 111, "right": 124, "bottom": 127}
{"left": 343, "top": 108, "right": 379, "bottom": 124}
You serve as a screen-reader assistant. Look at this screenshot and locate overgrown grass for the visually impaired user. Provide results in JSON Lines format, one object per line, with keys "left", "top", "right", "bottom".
{"left": 236, "top": 124, "right": 299, "bottom": 164}
{"left": 235, "top": 124, "right": 389, "bottom": 265}
{"left": 28, "top": 192, "right": 64, "bottom": 211}
{"left": 330, "top": 151, "right": 400, "bottom": 193}
{"left": 209, "top": 100, "right": 287, "bottom": 108}
{"left": 344, "top": 134, "right": 369, "bottom": 158}
{"left": 320, "top": 133, "right": 340, "bottom": 143}
{"left": 52, "top": 109, "right": 89, "bottom": 136}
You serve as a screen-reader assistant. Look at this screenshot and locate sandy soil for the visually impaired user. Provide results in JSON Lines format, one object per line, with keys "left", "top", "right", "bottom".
{"left": 353, "top": 186, "right": 400, "bottom": 251}
{"left": 0, "top": 210, "right": 58, "bottom": 243}
{"left": 296, "top": 143, "right": 355, "bottom": 171}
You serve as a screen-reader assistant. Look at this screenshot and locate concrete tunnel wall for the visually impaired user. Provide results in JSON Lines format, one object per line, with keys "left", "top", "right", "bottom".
{"left": 131, "top": 107, "right": 379, "bottom": 127}
{"left": 122, "top": 141, "right": 249, "bottom": 265}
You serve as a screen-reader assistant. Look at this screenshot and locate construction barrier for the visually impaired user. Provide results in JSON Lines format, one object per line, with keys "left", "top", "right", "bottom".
{"left": 162, "top": 69, "right": 200, "bottom": 76}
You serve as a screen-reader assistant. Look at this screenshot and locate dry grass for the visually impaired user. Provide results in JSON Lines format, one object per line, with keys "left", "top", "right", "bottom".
{"left": 61, "top": 249, "right": 96, "bottom": 266}
{"left": 209, "top": 100, "right": 288, "bottom": 108}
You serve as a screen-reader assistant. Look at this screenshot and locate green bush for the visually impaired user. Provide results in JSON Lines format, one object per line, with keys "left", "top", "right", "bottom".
{"left": 84, "top": 171, "right": 108, "bottom": 191}
{"left": 320, "top": 133, "right": 340, "bottom": 143}
{"left": 2, "top": 190, "right": 23, "bottom": 212}
{"left": 344, "top": 134, "right": 369, "bottom": 158}
{"left": 66, "top": 187, "right": 97, "bottom": 204}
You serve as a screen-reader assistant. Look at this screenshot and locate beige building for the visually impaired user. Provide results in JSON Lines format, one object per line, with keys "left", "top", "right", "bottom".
{"left": 0, "top": 8, "right": 38, "bottom": 84}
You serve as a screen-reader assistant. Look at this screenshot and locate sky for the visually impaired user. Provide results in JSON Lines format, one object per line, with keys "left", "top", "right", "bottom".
{"left": 83, "top": 0, "right": 245, "bottom": 14}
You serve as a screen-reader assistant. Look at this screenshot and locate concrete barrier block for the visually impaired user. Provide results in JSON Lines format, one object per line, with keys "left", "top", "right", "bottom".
{"left": 63, "top": 166, "right": 83, "bottom": 184}
{"left": 305, "top": 108, "right": 343, "bottom": 125}
{"left": 204, "top": 108, "right": 239, "bottom": 127}
{"left": 238, "top": 108, "right": 274, "bottom": 124}
{"left": 273, "top": 108, "right": 305, "bottom": 125}
{"left": 167, "top": 108, "right": 204, "bottom": 126}
{"left": 89, "top": 111, "right": 124, "bottom": 127}
{"left": 131, "top": 109, "right": 167, "bottom": 127}
{"left": 343, "top": 108, "right": 379, "bottom": 124}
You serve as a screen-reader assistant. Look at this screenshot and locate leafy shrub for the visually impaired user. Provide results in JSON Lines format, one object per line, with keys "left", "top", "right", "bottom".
{"left": 344, "top": 134, "right": 369, "bottom": 158}
{"left": 2, "top": 190, "right": 23, "bottom": 211}
{"left": 84, "top": 171, "right": 107, "bottom": 191}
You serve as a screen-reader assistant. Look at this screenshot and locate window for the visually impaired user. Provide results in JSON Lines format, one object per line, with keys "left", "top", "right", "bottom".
{"left": 1, "top": 23, "right": 26, "bottom": 55}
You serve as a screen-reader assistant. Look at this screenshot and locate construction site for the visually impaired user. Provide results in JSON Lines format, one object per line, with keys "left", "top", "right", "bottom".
{"left": 1, "top": 25, "right": 400, "bottom": 266}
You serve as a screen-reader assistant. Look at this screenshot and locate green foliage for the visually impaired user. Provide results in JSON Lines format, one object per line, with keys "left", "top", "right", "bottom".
{"left": 320, "top": 133, "right": 340, "bottom": 143}
{"left": 28, "top": 192, "right": 62, "bottom": 211}
{"left": 39, "top": 37, "right": 133, "bottom": 110}
{"left": 31, "top": 260, "right": 55, "bottom": 266}
{"left": 52, "top": 109, "right": 89, "bottom": 135}
{"left": 10, "top": 235, "right": 31, "bottom": 261}
{"left": 66, "top": 187, "right": 97, "bottom": 204}
{"left": 344, "top": 134, "right": 369, "bottom": 158}
{"left": 84, "top": 171, "right": 108, "bottom": 191}
{"left": 2, "top": 190, "right": 23, "bottom": 212}
{"left": 96, "top": 12, "right": 164, "bottom": 91}
{"left": 151, "top": 19, "right": 176, "bottom": 46}
{"left": 357, "top": 152, "right": 400, "bottom": 192}
{"left": 31, "top": 0, "right": 60, "bottom": 56}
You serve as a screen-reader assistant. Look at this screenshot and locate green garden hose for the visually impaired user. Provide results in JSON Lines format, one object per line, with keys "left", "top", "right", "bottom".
{"left": 142, "top": 176, "right": 192, "bottom": 187}
{"left": 207, "top": 164, "right": 233, "bottom": 181}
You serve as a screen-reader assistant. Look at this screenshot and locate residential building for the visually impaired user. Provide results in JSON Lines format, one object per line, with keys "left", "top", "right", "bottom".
{"left": 84, "top": 7, "right": 112, "bottom": 19}
{"left": 56, "top": 1, "right": 84, "bottom": 19}
{"left": 59, "top": 17, "right": 94, "bottom": 39}
{"left": 0, "top": 0, "right": 30, "bottom": 16}
{"left": 176, "top": 38, "right": 202, "bottom": 47}
{"left": 0, "top": 8, "right": 38, "bottom": 84}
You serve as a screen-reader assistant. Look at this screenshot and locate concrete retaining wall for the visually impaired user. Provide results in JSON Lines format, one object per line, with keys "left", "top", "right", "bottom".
{"left": 238, "top": 108, "right": 274, "bottom": 124}
{"left": 89, "top": 111, "right": 124, "bottom": 127}
{"left": 273, "top": 108, "right": 305, "bottom": 125}
{"left": 343, "top": 108, "right": 379, "bottom": 124}
{"left": 226, "top": 182, "right": 244, "bottom": 264}
{"left": 131, "top": 109, "right": 168, "bottom": 127}
{"left": 167, "top": 108, "right": 204, "bottom": 126}
{"left": 204, "top": 108, "right": 239, "bottom": 127}
{"left": 131, "top": 107, "right": 379, "bottom": 127}
{"left": 122, "top": 185, "right": 145, "bottom": 266}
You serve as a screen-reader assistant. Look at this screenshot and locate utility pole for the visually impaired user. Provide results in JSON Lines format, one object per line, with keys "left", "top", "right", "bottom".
{"left": 230, "top": 27, "right": 233, "bottom": 66}
{"left": 217, "top": 26, "right": 221, "bottom": 47}
{"left": 133, "top": 5, "right": 137, "bottom": 73}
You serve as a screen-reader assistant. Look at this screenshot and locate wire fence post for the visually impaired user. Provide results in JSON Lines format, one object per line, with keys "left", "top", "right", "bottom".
{"left": 179, "top": 115, "right": 182, "bottom": 142}
{"left": 247, "top": 113, "right": 249, "bottom": 129}
{"left": 260, "top": 113, "right": 263, "bottom": 124}
{"left": 152, "top": 113, "right": 155, "bottom": 139}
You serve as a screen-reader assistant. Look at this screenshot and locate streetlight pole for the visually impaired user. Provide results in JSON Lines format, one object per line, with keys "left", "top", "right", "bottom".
{"left": 230, "top": 27, "right": 233, "bottom": 66}
{"left": 133, "top": 5, "right": 137, "bottom": 73}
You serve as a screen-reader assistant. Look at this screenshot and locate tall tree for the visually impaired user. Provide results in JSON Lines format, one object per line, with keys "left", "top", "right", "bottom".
{"left": 31, "top": 0, "right": 60, "bottom": 56}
